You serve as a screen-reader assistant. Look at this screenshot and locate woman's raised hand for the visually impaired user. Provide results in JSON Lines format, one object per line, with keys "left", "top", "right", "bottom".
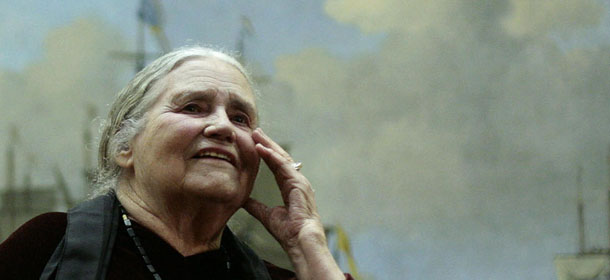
{"left": 243, "top": 128, "right": 344, "bottom": 280}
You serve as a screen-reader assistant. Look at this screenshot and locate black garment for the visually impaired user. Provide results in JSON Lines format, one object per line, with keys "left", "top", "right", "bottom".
{"left": 0, "top": 192, "right": 296, "bottom": 280}
{"left": 107, "top": 216, "right": 246, "bottom": 279}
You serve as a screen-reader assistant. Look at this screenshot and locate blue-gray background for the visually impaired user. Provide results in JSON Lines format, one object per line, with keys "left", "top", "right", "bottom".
{"left": 2, "top": 1, "right": 610, "bottom": 279}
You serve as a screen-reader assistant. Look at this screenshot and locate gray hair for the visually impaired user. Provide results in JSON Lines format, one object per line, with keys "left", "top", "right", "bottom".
{"left": 92, "top": 46, "right": 254, "bottom": 196}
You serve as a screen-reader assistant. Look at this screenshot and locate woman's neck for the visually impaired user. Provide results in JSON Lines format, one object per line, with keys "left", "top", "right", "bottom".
{"left": 115, "top": 183, "right": 237, "bottom": 256}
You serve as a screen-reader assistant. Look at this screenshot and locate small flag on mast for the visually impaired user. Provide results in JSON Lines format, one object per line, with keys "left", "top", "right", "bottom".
{"left": 138, "top": 0, "right": 162, "bottom": 28}
{"left": 137, "top": 0, "right": 171, "bottom": 53}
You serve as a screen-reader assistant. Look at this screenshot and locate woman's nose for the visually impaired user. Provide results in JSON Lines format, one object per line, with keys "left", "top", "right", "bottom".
{"left": 202, "top": 111, "right": 236, "bottom": 143}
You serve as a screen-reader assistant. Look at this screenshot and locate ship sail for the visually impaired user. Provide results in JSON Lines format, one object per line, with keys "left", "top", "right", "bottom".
{"left": 555, "top": 254, "right": 610, "bottom": 280}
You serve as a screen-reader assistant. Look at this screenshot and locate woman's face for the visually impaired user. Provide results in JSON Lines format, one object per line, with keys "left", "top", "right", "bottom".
{"left": 118, "top": 57, "right": 260, "bottom": 208}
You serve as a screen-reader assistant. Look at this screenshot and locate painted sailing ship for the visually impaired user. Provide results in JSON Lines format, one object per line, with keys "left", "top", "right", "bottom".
{"left": 554, "top": 150, "right": 610, "bottom": 280}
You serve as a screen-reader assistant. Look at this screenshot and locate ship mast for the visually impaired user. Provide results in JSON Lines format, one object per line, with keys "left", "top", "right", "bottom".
{"left": 606, "top": 145, "right": 610, "bottom": 249}
{"left": 577, "top": 165, "right": 585, "bottom": 253}
{"left": 82, "top": 103, "right": 97, "bottom": 191}
{"left": 5, "top": 125, "right": 17, "bottom": 231}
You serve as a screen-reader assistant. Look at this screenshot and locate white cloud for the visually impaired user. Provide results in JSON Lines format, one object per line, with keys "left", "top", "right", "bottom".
{"left": 263, "top": 0, "right": 610, "bottom": 278}
{"left": 1, "top": 17, "right": 129, "bottom": 197}
{"left": 502, "top": 0, "right": 603, "bottom": 38}
{"left": 324, "top": 0, "right": 459, "bottom": 34}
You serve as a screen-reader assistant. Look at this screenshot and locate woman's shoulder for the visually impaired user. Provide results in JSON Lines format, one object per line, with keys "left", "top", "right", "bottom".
{"left": 0, "top": 212, "right": 67, "bottom": 279}
{"left": 1, "top": 212, "right": 67, "bottom": 246}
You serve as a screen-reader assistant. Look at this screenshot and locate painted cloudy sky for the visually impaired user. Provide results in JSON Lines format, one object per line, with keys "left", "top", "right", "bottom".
{"left": 2, "top": 1, "right": 610, "bottom": 279}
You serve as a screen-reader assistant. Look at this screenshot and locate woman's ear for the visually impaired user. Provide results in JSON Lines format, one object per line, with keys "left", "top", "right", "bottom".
{"left": 115, "top": 148, "right": 134, "bottom": 168}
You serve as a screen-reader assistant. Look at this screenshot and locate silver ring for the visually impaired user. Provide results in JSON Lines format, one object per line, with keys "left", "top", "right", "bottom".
{"left": 292, "top": 162, "right": 303, "bottom": 171}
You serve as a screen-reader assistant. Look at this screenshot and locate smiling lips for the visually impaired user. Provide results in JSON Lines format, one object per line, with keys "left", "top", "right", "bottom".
{"left": 195, "top": 149, "right": 235, "bottom": 165}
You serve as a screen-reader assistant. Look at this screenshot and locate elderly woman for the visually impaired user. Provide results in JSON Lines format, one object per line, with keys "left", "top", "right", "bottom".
{"left": 0, "top": 47, "right": 349, "bottom": 279}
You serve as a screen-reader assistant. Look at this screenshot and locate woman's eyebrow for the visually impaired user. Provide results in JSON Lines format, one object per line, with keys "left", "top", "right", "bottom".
{"left": 170, "top": 90, "right": 217, "bottom": 105}
{"left": 228, "top": 93, "right": 257, "bottom": 120}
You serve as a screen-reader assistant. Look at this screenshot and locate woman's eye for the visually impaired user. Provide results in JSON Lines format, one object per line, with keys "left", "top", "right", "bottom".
{"left": 183, "top": 104, "right": 201, "bottom": 113}
{"left": 231, "top": 115, "right": 249, "bottom": 125}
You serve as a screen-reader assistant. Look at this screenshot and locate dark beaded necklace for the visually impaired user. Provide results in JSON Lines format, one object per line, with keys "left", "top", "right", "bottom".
{"left": 119, "top": 205, "right": 163, "bottom": 280}
{"left": 118, "top": 205, "right": 231, "bottom": 280}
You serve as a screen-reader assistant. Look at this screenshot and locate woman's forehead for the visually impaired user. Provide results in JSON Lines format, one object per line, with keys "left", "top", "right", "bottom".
{"left": 170, "top": 58, "right": 253, "bottom": 95}
{"left": 151, "top": 57, "right": 256, "bottom": 104}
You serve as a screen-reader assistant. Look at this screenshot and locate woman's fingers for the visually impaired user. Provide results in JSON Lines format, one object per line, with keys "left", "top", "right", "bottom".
{"left": 253, "top": 129, "right": 314, "bottom": 190}
{"left": 252, "top": 128, "right": 317, "bottom": 211}
{"left": 255, "top": 143, "right": 301, "bottom": 204}
{"left": 252, "top": 129, "right": 303, "bottom": 179}
{"left": 252, "top": 128, "right": 292, "bottom": 159}
{"left": 252, "top": 130, "right": 296, "bottom": 176}
{"left": 255, "top": 143, "right": 301, "bottom": 180}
